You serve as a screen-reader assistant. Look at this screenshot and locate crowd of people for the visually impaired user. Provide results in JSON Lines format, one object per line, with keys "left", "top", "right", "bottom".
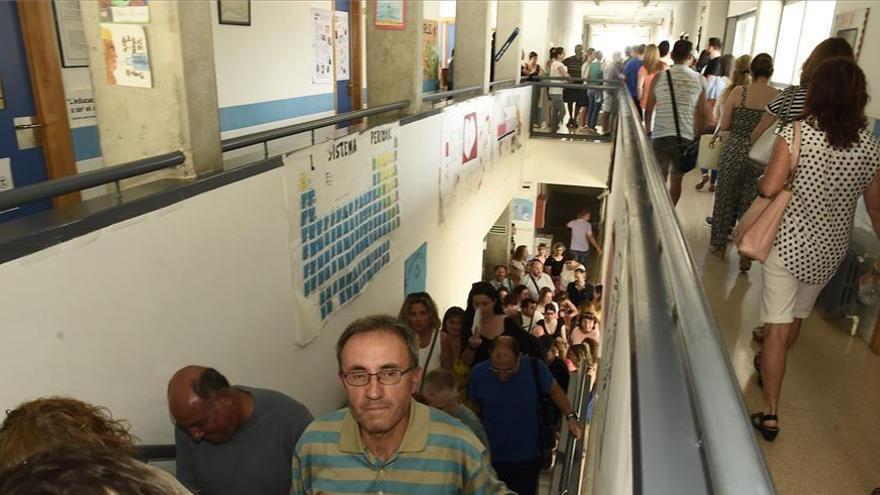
{"left": 0, "top": 214, "right": 603, "bottom": 494}
{"left": 635, "top": 34, "right": 880, "bottom": 446}
{"left": 524, "top": 44, "right": 622, "bottom": 136}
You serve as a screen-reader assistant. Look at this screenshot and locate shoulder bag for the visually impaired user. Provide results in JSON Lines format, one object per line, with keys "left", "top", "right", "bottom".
{"left": 697, "top": 85, "right": 750, "bottom": 170}
{"left": 749, "top": 87, "right": 796, "bottom": 167}
{"left": 666, "top": 70, "right": 699, "bottom": 174}
{"left": 734, "top": 121, "right": 802, "bottom": 262}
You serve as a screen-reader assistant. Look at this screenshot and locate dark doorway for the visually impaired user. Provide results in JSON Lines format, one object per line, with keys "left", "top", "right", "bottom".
{"left": 538, "top": 183, "right": 605, "bottom": 281}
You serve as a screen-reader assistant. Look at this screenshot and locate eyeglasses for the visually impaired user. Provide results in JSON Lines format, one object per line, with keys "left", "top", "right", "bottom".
{"left": 342, "top": 367, "right": 415, "bottom": 386}
{"left": 490, "top": 364, "right": 519, "bottom": 375}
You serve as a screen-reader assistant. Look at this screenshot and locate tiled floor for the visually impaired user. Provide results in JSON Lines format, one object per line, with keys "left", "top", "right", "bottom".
{"left": 676, "top": 172, "right": 880, "bottom": 495}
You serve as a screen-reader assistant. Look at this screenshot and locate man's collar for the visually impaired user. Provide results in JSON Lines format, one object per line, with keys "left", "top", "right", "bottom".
{"left": 339, "top": 399, "right": 430, "bottom": 454}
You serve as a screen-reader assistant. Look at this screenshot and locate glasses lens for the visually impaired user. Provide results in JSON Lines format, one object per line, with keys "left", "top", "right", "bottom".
{"left": 345, "top": 371, "right": 370, "bottom": 386}
{"left": 378, "top": 369, "right": 403, "bottom": 385}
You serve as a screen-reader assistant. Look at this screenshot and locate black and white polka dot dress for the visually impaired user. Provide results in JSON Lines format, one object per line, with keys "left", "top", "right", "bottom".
{"left": 775, "top": 120, "right": 880, "bottom": 286}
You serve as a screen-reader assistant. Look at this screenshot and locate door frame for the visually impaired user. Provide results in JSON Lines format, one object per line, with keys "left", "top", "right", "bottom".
{"left": 17, "top": 0, "right": 79, "bottom": 208}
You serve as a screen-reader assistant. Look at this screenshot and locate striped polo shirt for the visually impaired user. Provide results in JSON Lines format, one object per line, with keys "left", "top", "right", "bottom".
{"left": 292, "top": 400, "right": 510, "bottom": 494}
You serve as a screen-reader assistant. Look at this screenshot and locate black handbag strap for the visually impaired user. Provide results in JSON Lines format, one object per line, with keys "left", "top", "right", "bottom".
{"left": 666, "top": 70, "right": 684, "bottom": 151}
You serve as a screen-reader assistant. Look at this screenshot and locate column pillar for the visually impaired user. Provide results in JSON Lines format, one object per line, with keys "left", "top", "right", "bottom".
{"left": 495, "top": 1, "right": 524, "bottom": 84}
{"left": 79, "top": 0, "right": 221, "bottom": 180}
{"left": 365, "top": 0, "right": 423, "bottom": 115}
{"left": 454, "top": 1, "right": 492, "bottom": 93}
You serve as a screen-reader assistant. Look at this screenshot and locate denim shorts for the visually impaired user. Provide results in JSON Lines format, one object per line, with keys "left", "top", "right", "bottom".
{"left": 652, "top": 136, "right": 686, "bottom": 177}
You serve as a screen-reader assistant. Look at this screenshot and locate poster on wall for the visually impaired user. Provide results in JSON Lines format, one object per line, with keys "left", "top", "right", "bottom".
{"left": 65, "top": 89, "right": 97, "bottom": 127}
{"left": 334, "top": 11, "right": 350, "bottom": 81}
{"left": 0, "top": 158, "right": 13, "bottom": 193}
{"left": 284, "top": 123, "right": 402, "bottom": 344}
{"left": 404, "top": 242, "right": 428, "bottom": 296}
{"left": 492, "top": 92, "right": 523, "bottom": 159}
{"left": 439, "top": 96, "right": 494, "bottom": 223}
{"left": 374, "top": 0, "right": 404, "bottom": 30}
{"left": 511, "top": 198, "right": 534, "bottom": 222}
{"left": 100, "top": 23, "right": 152, "bottom": 88}
{"left": 422, "top": 20, "right": 439, "bottom": 88}
{"left": 832, "top": 8, "right": 870, "bottom": 60}
{"left": 312, "top": 9, "right": 334, "bottom": 84}
{"left": 99, "top": 0, "right": 149, "bottom": 23}
{"left": 53, "top": 0, "right": 89, "bottom": 67}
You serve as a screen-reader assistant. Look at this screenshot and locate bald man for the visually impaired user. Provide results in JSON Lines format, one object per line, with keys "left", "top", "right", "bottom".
{"left": 468, "top": 337, "right": 581, "bottom": 495}
{"left": 167, "top": 366, "right": 312, "bottom": 495}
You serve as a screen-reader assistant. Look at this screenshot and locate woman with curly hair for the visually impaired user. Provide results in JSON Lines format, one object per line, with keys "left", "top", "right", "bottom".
{"left": 0, "top": 397, "right": 189, "bottom": 493}
{"left": 0, "top": 397, "right": 134, "bottom": 471}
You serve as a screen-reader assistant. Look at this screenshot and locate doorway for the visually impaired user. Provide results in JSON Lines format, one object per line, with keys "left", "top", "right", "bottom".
{"left": 0, "top": 0, "right": 79, "bottom": 222}
{"left": 539, "top": 183, "right": 605, "bottom": 282}
{"left": 0, "top": 1, "right": 52, "bottom": 221}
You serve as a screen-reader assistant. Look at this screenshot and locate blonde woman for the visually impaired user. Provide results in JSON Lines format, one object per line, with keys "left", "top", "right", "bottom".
{"left": 637, "top": 44, "right": 664, "bottom": 115}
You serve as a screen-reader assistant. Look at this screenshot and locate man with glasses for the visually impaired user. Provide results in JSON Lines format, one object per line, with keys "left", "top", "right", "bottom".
{"left": 167, "top": 366, "right": 313, "bottom": 495}
{"left": 292, "top": 315, "right": 509, "bottom": 494}
{"left": 468, "top": 337, "right": 582, "bottom": 495}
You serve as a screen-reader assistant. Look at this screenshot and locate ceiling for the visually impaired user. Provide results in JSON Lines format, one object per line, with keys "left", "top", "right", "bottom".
{"left": 574, "top": 0, "right": 679, "bottom": 25}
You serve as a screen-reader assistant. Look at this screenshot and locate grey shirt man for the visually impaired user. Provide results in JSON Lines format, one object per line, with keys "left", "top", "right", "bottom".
{"left": 174, "top": 386, "right": 313, "bottom": 494}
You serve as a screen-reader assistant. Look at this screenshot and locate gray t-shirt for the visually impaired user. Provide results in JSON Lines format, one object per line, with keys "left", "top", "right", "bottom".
{"left": 454, "top": 405, "right": 490, "bottom": 450}
{"left": 174, "top": 386, "right": 313, "bottom": 495}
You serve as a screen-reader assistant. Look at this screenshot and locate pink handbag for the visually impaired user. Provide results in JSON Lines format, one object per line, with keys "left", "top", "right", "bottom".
{"left": 734, "top": 121, "right": 802, "bottom": 263}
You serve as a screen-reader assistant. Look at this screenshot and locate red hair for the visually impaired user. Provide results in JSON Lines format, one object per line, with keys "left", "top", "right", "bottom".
{"left": 805, "top": 57, "right": 868, "bottom": 149}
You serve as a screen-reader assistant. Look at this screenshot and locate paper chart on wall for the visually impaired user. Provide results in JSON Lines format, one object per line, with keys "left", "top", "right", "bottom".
{"left": 439, "top": 96, "right": 493, "bottom": 224}
{"left": 492, "top": 92, "right": 523, "bottom": 160}
{"left": 312, "top": 9, "right": 334, "bottom": 84}
{"left": 100, "top": 23, "right": 152, "bottom": 88}
{"left": 334, "top": 11, "right": 350, "bottom": 81}
{"left": 284, "top": 123, "right": 401, "bottom": 344}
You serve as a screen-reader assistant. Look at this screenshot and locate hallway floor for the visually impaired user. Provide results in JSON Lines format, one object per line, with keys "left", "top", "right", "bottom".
{"left": 677, "top": 172, "right": 880, "bottom": 495}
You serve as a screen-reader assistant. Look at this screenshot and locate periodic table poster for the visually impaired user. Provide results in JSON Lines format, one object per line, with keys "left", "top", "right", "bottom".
{"left": 284, "top": 123, "right": 401, "bottom": 344}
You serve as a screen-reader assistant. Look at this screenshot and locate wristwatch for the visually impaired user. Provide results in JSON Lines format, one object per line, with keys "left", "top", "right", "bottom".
{"left": 566, "top": 411, "right": 579, "bottom": 421}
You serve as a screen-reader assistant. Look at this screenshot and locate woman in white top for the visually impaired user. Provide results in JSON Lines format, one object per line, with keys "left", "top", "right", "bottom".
{"left": 398, "top": 292, "right": 442, "bottom": 378}
{"left": 548, "top": 47, "right": 569, "bottom": 131}
{"left": 752, "top": 58, "right": 880, "bottom": 442}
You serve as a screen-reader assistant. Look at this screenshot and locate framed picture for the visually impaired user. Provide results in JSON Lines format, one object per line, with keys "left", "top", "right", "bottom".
{"left": 52, "top": 0, "right": 89, "bottom": 67}
{"left": 218, "top": 0, "right": 250, "bottom": 26}
{"left": 374, "top": 0, "right": 404, "bottom": 30}
{"left": 832, "top": 8, "right": 870, "bottom": 60}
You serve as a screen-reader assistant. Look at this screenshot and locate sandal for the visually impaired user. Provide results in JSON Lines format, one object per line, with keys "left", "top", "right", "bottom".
{"left": 750, "top": 412, "right": 779, "bottom": 441}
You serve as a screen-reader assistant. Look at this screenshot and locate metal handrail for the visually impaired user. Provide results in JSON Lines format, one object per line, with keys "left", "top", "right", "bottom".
{"left": 135, "top": 444, "right": 176, "bottom": 463}
{"left": 0, "top": 151, "right": 185, "bottom": 211}
{"left": 588, "top": 88, "right": 774, "bottom": 495}
{"left": 531, "top": 81, "right": 615, "bottom": 91}
{"left": 221, "top": 100, "right": 409, "bottom": 153}
{"left": 550, "top": 359, "right": 591, "bottom": 494}
{"left": 627, "top": 89, "right": 775, "bottom": 494}
{"left": 489, "top": 78, "right": 516, "bottom": 88}
{"left": 422, "top": 85, "right": 483, "bottom": 102}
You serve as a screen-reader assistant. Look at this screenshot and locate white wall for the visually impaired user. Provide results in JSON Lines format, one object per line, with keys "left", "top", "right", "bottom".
{"left": 522, "top": 0, "right": 549, "bottom": 59}
{"left": 0, "top": 86, "right": 534, "bottom": 444}
{"left": 728, "top": 0, "right": 758, "bottom": 17}
{"left": 835, "top": 1, "right": 880, "bottom": 119}
{"left": 210, "top": 0, "right": 336, "bottom": 138}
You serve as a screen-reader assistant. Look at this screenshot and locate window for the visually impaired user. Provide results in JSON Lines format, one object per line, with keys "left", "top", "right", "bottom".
{"left": 731, "top": 14, "right": 756, "bottom": 57}
{"left": 772, "top": 1, "right": 837, "bottom": 85}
